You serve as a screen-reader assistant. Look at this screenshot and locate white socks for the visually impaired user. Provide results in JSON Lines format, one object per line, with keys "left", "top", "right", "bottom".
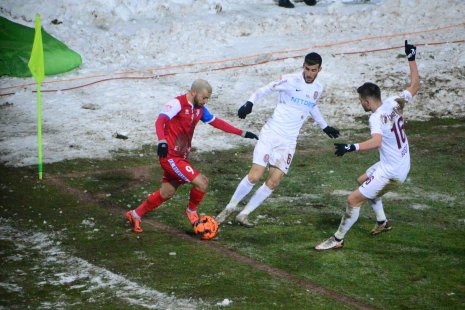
{"left": 369, "top": 197, "right": 386, "bottom": 222}
{"left": 225, "top": 176, "right": 255, "bottom": 210}
{"left": 239, "top": 183, "right": 274, "bottom": 216}
{"left": 334, "top": 205, "right": 360, "bottom": 240}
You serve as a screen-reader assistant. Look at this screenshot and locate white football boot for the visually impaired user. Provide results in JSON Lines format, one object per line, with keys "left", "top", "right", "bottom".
{"left": 215, "top": 206, "right": 237, "bottom": 225}
{"left": 235, "top": 214, "right": 255, "bottom": 228}
{"left": 315, "top": 236, "right": 344, "bottom": 251}
{"left": 370, "top": 220, "right": 392, "bottom": 235}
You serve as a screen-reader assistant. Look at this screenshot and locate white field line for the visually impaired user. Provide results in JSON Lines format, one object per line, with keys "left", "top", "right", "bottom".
{"left": 0, "top": 218, "right": 201, "bottom": 310}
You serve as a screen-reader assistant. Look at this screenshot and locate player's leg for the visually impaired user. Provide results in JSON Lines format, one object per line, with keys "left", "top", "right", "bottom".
{"left": 236, "top": 166, "right": 285, "bottom": 227}
{"left": 126, "top": 181, "right": 179, "bottom": 233}
{"left": 356, "top": 164, "right": 390, "bottom": 234}
{"left": 368, "top": 177, "right": 402, "bottom": 235}
{"left": 315, "top": 190, "right": 366, "bottom": 250}
{"left": 216, "top": 164, "right": 266, "bottom": 224}
{"left": 186, "top": 173, "right": 209, "bottom": 225}
{"left": 216, "top": 136, "right": 270, "bottom": 224}
{"left": 369, "top": 197, "right": 391, "bottom": 235}
{"left": 236, "top": 143, "right": 294, "bottom": 227}
{"left": 236, "top": 166, "right": 283, "bottom": 226}
{"left": 334, "top": 190, "right": 365, "bottom": 239}
{"left": 230, "top": 164, "right": 266, "bottom": 209}
{"left": 316, "top": 167, "right": 398, "bottom": 250}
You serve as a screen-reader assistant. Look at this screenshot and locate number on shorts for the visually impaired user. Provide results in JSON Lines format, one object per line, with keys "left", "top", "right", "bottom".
{"left": 185, "top": 165, "right": 194, "bottom": 175}
{"left": 287, "top": 154, "right": 292, "bottom": 165}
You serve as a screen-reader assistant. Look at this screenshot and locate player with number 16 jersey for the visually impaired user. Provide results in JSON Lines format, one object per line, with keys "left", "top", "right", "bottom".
{"left": 368, "top": 89, "right": 412, "bottom": 183}
{"left": 315, "top": 40, "right": 421, "bottom": 251}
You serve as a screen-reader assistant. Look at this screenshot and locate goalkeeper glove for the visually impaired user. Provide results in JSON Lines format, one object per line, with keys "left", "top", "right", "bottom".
{"left": 334, "top": 143, "right": 356, "bottom": 157}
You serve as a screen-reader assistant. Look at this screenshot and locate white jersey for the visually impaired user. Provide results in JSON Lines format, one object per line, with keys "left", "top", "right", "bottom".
{"left": 369, "top": 90, "right": 413, "bottom": 180}
{"left": 248, "top": 72, "right": 328, "bottom": 143}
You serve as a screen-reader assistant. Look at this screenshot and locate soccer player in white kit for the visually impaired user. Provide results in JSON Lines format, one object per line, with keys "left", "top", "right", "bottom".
{"left": 315, "top": 41, "right": 420, "bottom": 250}
{"left": 216, "top": 52, "right": 340, "bottom": 227}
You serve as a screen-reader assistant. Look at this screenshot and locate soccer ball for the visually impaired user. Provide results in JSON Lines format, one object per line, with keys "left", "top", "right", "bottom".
{"left": 193, "top": 215, "right": 218, "bottom": 240}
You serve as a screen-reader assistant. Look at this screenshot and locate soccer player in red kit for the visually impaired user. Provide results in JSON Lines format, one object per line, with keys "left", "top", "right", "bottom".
{"left": 126, "top": 79, "right": 258, "bottom": 233}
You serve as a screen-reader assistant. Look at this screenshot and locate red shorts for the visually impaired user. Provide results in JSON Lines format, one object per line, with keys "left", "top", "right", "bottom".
{"left": 159, "top": 157, "right": 200, "bottom": 184}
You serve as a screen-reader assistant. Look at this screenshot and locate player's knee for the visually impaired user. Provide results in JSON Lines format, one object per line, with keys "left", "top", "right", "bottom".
{"left": 160, "top": 188, "right": 176, "bottom": 199}
{"left": 196, "top": 175, "right": 209, "bottom": 192}
{"left": 347, "top": 192, "right": 364, "bottom": 207}
{"left": 265, "top": 178, "right": 281, "bottom": 190}
{"left": 347, "top": 196, "right": 356, "bottom": 207}
{"left": 248, "top": 174, "right": 261, "bottom": 184}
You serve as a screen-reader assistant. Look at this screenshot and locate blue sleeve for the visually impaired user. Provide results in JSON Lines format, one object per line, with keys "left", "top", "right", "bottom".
{"left": 201, "top": 106, "right": 215, "bottom": 123}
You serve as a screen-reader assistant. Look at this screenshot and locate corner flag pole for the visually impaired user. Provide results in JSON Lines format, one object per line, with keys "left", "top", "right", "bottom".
{"left": 28, "top": 14, "right": 45, "bottom": 179}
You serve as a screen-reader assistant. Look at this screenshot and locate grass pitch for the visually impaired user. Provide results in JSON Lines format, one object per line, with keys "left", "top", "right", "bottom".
{"left": 1, "top": 117, "right": 464, "bottom": 309}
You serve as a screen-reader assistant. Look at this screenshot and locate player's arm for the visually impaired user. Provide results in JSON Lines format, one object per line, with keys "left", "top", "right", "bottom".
{"left": 155, "top": 99, "right": 181, "bottom": 158}
{"left": 310, "top": 105, "right": 340, "bottom": 139}
{"left": 335, "top": 114, "right": 382, "bottom": 156}
{"left": 203, "top": 107, "right": 258, "bottom": 139}
{"left": 155, "top": 114, "right": 169, "bottom": 157}
{"left": 238, "top": 77, "right": 287, "bottom": 119}
{"left": 209, "top": 118, "right": 258, "bottom": 139}
{"left": 334, "top": 134, "right": 382, "bottom": 156}
{"left": 405, "top": 40, "right": 420, "bottom": 96}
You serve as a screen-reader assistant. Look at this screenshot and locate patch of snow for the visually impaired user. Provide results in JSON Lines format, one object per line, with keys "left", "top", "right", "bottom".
{"left": 0, "top": 218, "right": 202, "bottom": 309}
{"left": 409, "top": 204, "right": 430, "bottom": 210}
{"left": 0, "top": 282, "right": 22, "bottom": 293}
{"left": 332, "top": 189, "right": 352, "bottom": 196}
{"left": 0, "top": 0, "right": 464, "bottom": 167}
{"left": 217, "top": 298, "right": 233, "bottom": 307}
{"left": 80, "top": 218, "right": 96, "bottom": 228}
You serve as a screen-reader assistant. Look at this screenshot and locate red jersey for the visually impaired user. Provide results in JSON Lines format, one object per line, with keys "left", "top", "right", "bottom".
{"left": 156, "top": 94, "right": 215, "bottom": 158}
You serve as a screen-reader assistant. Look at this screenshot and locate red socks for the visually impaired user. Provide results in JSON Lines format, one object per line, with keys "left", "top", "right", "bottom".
{"left": 187, "top": 187, "right": 206, "bottom": 212}
{"left": 134, "top": 187, "right": 205, "bottom": 218}
{"left": 135, "top": 190, "right": 167, "bottom": 218}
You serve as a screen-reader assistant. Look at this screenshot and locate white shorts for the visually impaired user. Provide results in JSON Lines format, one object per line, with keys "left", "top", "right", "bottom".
{"left": 253, "top": 130, "right": 296, "bottom": 174}
{"left": 358, "top": 162, "right": 404, "bottom": 199}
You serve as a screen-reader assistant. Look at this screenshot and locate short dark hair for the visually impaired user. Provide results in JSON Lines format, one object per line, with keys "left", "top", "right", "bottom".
{"left": 304, "top": 52, "right": 322, "bottom": 66}
{"left": 357, "top": 82, "right": 381, "bottom": 100}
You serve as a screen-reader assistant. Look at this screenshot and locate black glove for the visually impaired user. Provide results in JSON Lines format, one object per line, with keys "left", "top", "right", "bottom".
{"left": 405, "top": 40, "right": 416, "bottom": 61}
{"left": 334, "top": 143, "right": 356, "bottom": 157}
{"left": 323, "top": 126, "right": 340, "bottom": 139}
{"left": 157, "top": 140, "right": 168, "bottom": 157}
{"left": 238, "top": 101, "right": 253, "bottom": 119}
{"left": 242, "top": 131, "right": 259, "bottom": 140}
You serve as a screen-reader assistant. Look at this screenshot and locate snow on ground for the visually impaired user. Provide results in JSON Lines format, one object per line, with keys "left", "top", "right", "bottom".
{"left": 0, "top": 218, "right": 201, "bottom": 309}
{"left": 0, "top": 0, "right": 464, "bottom": 166}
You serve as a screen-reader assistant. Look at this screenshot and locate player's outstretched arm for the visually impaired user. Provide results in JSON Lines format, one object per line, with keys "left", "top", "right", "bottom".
{"left": 239, "top": 77, "right": 289, "bottom": 119}
{"left": 209, "top": 118, "right": 258, "bottom": 139}
{"left": 405, "top": 40, "right": 420, "bottom": 96}
{"left": 334, "top": 134, "right": 382, "bottom": 156}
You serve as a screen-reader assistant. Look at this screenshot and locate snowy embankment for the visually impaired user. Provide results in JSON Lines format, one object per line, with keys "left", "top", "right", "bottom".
{"left": 0, "top": 0, "right": 464, "bottom": 166}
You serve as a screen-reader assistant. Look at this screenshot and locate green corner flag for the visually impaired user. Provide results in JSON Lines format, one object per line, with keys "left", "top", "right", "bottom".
{"left": 28, "top": 14, "right": 45, "bottom": 179}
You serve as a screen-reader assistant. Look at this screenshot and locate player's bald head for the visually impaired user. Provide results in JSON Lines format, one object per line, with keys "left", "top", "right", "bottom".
{"left": 191, "top": 79, "right": 212, "bottom": 94}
